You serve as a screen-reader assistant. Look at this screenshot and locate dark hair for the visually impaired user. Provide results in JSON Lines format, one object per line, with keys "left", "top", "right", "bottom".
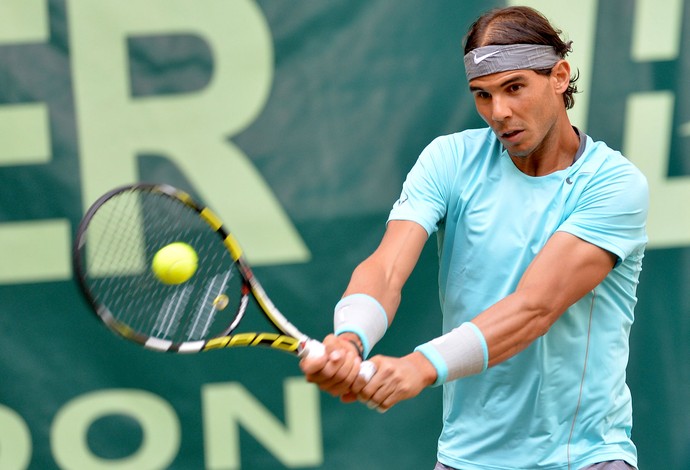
{"left": 463, "top": 6, "right": 579, "bottom": 109}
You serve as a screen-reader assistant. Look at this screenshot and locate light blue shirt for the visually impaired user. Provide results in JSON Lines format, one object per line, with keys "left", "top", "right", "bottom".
{"left": 388, "top": 128, "right": 648, "bottom": 469}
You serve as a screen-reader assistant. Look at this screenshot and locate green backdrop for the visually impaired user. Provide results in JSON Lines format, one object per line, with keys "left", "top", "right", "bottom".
{"left": 0, "top": 0, "right": 688, "bottom": 468}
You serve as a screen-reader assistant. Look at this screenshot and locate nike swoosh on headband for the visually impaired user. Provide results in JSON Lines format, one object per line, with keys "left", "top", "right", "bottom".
{"left": 472, "top": 50, "right": 500, "bottom": 64}
{"left": 464, "top": 44, "right": 561, "bottom": 81}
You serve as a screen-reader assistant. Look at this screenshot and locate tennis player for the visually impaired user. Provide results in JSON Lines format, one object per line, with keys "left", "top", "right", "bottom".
{"left": 301, "top": 6, "right": 647, "bottom": 470}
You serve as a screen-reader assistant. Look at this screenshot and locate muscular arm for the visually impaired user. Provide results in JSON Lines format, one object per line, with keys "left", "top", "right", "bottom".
{"left": 360, "top": 230, "right": 617, "bottom": 411}
{"left": 342, "top": 220, "right": 429, "bottom": 324}
{"left": 472, "top": 231, "right": 616, "bottom": 366}
{"left": 299, "top": 220, "right": 428, "bottom": 396}
{"left": 306, "top": 223, "right": 617, "bottom": 411}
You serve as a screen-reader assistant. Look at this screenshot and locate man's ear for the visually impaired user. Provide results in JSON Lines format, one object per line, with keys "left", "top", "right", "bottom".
{"left": 551, "top": 60, "right": 571, "bottom": 93}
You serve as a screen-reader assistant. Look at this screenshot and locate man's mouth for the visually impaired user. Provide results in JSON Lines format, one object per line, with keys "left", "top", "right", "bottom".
{"left": 501, "top": 129, "right": 522, "bottom": 139}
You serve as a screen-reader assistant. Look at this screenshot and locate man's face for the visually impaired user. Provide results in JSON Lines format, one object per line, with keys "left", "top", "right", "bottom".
{"left": 469, "top": 68, "right": 564, "bottom": 159}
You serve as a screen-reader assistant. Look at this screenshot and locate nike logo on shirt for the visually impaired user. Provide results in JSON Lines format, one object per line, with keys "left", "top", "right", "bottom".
{"left": 473, "top": 50, "right": 500, "bottom": 64}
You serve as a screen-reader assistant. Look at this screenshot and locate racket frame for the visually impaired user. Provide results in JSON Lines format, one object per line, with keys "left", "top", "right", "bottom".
{"left": 73, "top": 183, "right": 321, "bottom": 357}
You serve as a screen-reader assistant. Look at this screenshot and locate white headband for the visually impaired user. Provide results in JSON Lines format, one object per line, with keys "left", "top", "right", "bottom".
{"left": 464, "top": 44, "right": 561, "bottom": 81}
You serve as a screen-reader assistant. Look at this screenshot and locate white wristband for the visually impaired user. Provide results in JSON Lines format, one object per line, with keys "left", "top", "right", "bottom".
{"left": 333, "top": 294, "right": 388, "bottom": 358}
{"left": 415, "top": 322, "right": 488, "bottom": 386}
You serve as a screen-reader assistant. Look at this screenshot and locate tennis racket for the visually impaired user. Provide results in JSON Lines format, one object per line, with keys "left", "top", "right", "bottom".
{"left": 73, "top": 182, "right": 375, "bottom": 380}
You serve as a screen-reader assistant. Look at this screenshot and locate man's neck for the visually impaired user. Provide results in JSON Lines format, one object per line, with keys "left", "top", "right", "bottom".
{"left": 509, "top": 120, "right": 580, "bottom": 177}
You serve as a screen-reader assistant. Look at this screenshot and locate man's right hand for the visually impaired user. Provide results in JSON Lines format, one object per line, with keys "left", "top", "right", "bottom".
{"left": 299, "top": 333, "right": 366, "bottom": 400}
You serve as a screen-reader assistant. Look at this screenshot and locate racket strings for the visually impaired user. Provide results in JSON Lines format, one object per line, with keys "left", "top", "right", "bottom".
{"left": 185, "top": 268, "right": 236, "bottom": 339}
{"left": 79, "top": 188, "right": 245, "bottom": 345}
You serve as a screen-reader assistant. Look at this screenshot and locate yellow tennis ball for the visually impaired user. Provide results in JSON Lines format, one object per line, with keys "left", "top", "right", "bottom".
{"left": 152, "top": 242, "right": 198, "bottom": 284}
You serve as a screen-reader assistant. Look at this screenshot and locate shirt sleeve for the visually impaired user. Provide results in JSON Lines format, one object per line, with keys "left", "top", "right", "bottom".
{"left": 557, "top": 158, "right": 649, "bottom": 263}
{"left": 387, "top": 136, "right": 458, "bottom": 236}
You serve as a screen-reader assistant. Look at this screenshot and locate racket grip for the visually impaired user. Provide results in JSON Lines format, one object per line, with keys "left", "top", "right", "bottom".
{"left": 303, "top": 339, "right": 326, "bottom": 359}
{"left": 358, "top": 360, "right": 376, "bottom": 382}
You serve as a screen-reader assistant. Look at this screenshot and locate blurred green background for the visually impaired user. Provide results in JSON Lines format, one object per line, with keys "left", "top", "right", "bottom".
{"left": 0, "top": 0, "right": 688, "bottom": 468}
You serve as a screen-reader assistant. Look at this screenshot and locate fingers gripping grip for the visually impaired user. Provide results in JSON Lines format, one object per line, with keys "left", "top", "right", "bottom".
{"left": 303, "top": 339, "right": 376, "bottom": 382}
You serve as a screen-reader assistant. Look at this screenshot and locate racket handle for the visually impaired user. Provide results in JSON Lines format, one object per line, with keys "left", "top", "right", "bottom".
{"left": 358, "top": 360, "right": 376, "bottom": 381}
{"left": 303, "top": 339, "right": 326, "bottom": 358}
{"left": 302, "top": 339, "right": 376, "bottom": 382}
